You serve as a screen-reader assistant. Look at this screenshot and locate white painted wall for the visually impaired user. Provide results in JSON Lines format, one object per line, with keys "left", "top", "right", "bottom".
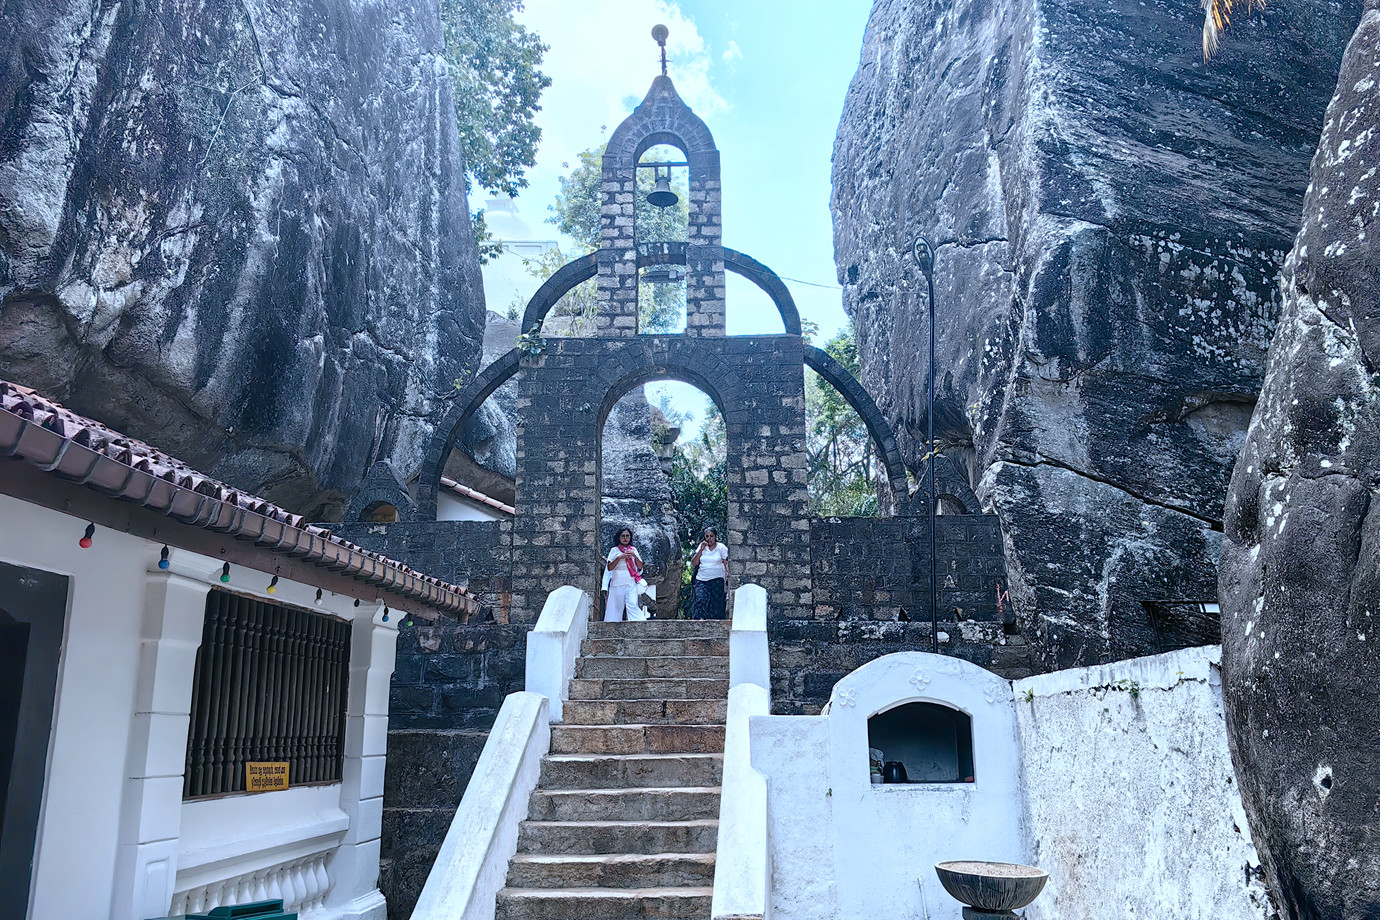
{"left": 751, "top": 652, "right": 1027, "bottom": 920}
{"left": 437, "top": 491, "right": 508, "bottom": 523}
{"left": 0, "top": 495, "right": 397, "bottom": 920}
{"left": 1013, "top": 646, "right": 1273, "bottom": 920}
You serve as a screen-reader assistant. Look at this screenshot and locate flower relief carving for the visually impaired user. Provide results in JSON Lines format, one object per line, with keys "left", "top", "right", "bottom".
{"left": 834, "top": 687, "right": 858, "bottom": 708}
{"left": 984, "top": 683, "right": 1008, "bottom": 705}
{"left": 909, "top": 669, "right": 932, "bottom": 691}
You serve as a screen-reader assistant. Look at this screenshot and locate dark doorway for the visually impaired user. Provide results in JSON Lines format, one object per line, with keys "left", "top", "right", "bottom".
{"left": 0, "top": 560, "right": 69, "bottom": 920}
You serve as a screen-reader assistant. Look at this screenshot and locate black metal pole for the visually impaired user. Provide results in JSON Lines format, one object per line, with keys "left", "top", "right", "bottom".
{"left": 913, "top": 236, "right": 938, "bottom": 654}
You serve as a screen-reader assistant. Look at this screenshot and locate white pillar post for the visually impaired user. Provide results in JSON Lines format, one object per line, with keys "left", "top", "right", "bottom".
{"left": 327, "top": 603, "right": 397, "bottom": 920}
{"left": 111, "top": 569, "right": 211, "bottom": 920}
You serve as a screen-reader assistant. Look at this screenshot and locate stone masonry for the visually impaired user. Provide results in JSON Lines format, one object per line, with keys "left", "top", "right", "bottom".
{"left": 509, "top": 334, "right": 810, "bottom": 623}
{"left": 596, "top": 76, "right": 724, "bottom": 336}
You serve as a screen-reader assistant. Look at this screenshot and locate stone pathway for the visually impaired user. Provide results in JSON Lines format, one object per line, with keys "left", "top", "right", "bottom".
{"left": 495, "top": 619, "right": 731, "bottom": 920}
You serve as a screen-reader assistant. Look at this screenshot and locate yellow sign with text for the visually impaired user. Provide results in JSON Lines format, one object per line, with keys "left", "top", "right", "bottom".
{"left": 246, "top": 761, "right": 290, "bottom": 793}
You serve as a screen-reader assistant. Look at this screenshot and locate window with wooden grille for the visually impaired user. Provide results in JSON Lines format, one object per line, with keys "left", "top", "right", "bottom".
{"left": 184, "top": 590, "right": 352, "bottom": 798}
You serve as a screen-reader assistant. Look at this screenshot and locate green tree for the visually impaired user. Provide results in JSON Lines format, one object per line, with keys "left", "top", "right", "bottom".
{"left": 439, "top": 0, "right": 550, "bottom": 263}
{"left": 666, "top": 399, "right": 727, "bottom": 613}
{"left": 440, "top": 0, "right": 550, "bottom": 197}
{"left": 540, "top": 144, "right": 690, "bottom": 333}
{"left": 806, "top": 330, "right": 879, "bottom": 516}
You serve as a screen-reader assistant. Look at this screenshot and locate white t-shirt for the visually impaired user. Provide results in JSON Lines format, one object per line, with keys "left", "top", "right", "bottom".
{"left": 606, "top": 546, "right": 643, "bottom": 587}
{"left": 696, "top": 543, "right": 728, "bottom": 581}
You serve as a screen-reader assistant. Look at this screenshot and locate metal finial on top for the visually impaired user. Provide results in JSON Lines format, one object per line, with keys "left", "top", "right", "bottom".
{"left": 652, "top": 24, "right": 669, "bottom": 75}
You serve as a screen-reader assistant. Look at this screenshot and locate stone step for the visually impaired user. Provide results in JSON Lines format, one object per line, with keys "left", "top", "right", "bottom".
{"left": 568, "top": 678, "right": 729, "bottom": 701}
{"left": 588, "top": 620, "right": 730, "bottom": 639}
{"left": 539, "top": 753, "right": 723, "bottom": 790}
{"left": 561, "top": 698, "right": 728, "bottom": 726}
{"left": 516, "top": 819, "right": 719, "bottom": 855}
{"left": 576, "top": 655, "right": 728, "bottom": 680}
{"left": 505, "top": 853, "right": 717, "bottom": 889}
{"left": 527, "top": 787, "right": 722, "bottom": 822}
{"left": 581, "top": 636, "right": 730, "bottom": 658}
{"left": 495, "top": 886, "right": 713, "bottom": 920}
{"left": 550, "top": 724, "right": 725, "bottom": 756}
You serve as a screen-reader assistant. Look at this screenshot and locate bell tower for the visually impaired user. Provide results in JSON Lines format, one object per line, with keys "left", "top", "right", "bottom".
{"left": 594, "top": 27, "right": 725, "bottom": 336}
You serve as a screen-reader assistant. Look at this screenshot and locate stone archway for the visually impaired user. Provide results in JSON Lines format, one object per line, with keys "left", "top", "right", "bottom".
{"left": 507, "top": 335, "right": 811, "bottom": 622}
{"left": 520, "top": 244, "right": 803, "bottom": 337}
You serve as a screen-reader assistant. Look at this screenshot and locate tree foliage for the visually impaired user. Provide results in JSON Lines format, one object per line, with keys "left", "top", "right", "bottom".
{"left": 665, "top": 398, "right": 727, "bottom": 614}
{"left": 806, "top": 330, "right": 879, "bottom": 516}
{"left": 440, "top": 0, "right": 550, "bottom": 198}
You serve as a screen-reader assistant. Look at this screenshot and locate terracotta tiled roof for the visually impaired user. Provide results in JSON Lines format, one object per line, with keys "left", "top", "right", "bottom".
{"left": 440, "top": 476, "right": 516, "bottom": 516}
{"left": 0, "top": 380, "right": 475, "bottom": 616}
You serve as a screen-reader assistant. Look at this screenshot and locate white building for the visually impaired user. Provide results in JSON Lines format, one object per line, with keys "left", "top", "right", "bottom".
{"left": 478, "top": 194, "right": 560, "bottom": 319}
{"left": 0, "top": 380, "right": 477, "bottom": 920}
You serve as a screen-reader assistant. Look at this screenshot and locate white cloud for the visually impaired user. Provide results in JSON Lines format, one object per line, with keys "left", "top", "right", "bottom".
{"left": 722, "top": 39, "right": 742, "bottom": 63}
{"left": 498, "top": 1, "right": 728, "bottom": 244}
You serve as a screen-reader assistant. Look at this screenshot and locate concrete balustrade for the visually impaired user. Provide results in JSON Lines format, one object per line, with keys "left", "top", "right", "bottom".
{"left": 523, "top": 585, "right": 593, "bottom": 723}
{"left": 412, "top": 586, "right": 592, "bottom": 920}
{"left": 713, "top": 584, "right": 771, "bottom": 920}
{"left": 410, "top": 691, "right": 550, "bottom": 920}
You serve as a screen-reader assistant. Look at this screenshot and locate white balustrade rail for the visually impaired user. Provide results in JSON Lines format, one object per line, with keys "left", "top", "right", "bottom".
{"left": 713, "top": 583, "right": 771, "bottom": 920}
{"left": 410, "top": 691, "right": 550, "bottom": 920}
{"left": 412, "top": 586, "right": 591, "bottom": 920}
{"left": 524, "top": 585, "right": 593, "bottom": 723}
{"left": 170, "top": 850, "right": 332, "bottom": 916}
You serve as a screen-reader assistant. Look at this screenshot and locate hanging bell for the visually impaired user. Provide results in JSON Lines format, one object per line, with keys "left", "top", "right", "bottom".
{"left": 646, "top": 168, "right": 679, "bottom": 208}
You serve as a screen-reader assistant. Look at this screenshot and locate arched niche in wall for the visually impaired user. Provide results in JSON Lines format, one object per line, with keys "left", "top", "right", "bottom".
{"left": 867, "top": 701, "right": 975, "bottom": 783}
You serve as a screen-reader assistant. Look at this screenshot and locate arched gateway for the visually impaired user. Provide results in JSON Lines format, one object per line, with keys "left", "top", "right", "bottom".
{"left": 409, "top": 71, "right": 917, "bottom": 623}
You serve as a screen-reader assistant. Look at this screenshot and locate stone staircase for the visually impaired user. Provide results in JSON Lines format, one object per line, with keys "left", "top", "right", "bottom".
{"left": 495, "top": 619, "right": 731, "bottom": 920}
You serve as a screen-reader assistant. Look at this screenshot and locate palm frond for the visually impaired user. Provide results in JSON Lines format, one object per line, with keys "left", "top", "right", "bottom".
{"left": 1203, "top": 0, "right": 1265, "bottom": 58}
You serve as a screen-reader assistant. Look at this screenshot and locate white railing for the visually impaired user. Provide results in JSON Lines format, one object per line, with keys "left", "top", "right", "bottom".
{"left": 524, "top": 585, "right": 593, "bottom": 723}
{"left": 410, "top": 691, "right": 551, "bottom": 920}
{"left": 411, "top": 586, "right": 590, "bottom": 920}
{"left": 713, "top": 584, "right": 771, "bottom": 920}
{"left": 171, "top": 850, "right": 332, "bottom": 916}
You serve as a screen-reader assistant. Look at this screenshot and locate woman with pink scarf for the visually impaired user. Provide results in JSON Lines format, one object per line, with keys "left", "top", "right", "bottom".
{"left": 603, "top": 527, "right": 648, "bottom": 622}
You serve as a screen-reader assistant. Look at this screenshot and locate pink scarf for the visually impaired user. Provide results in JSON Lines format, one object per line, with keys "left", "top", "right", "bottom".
{"left": 618, "top": 546, "right": 642, "bottom": 581}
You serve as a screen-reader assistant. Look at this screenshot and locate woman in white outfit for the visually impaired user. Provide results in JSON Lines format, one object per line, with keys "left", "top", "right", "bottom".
{"left": 604, "top": 527, "right": 649, "bottom": 622}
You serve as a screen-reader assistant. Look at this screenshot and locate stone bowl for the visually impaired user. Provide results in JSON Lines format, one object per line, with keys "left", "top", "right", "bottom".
{"left": 934, "top": 860, "right": 1049, "bottom": 912}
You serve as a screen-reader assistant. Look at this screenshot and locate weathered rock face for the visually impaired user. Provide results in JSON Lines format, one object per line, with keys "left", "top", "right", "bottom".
{"left": 1219, "top": 5, "right": 1380, "bottom": 916}
{"left": 601, "top": 388, "right": 683, "bottom": 616}
{"left": 0, "top": 0, "right": 484, "bottom": 518}
{"left": 833, "top": 0, "right": 1360, "bottom": 668}
{"left": 446, "top": 312, "right": 519, "bottom": 503}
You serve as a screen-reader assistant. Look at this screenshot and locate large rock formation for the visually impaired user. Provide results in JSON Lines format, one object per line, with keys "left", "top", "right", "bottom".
{"left": 1219, "top": 4, "right": 1380, "bottom": 915}
{"left": 0, "top": 0, "right": 485, "bottom": 518}
{"left": 600, "top": 389, "right": 683, "bottom": 617}
{"left": 832, "top": 0, "right": 1360, "bottom": 668}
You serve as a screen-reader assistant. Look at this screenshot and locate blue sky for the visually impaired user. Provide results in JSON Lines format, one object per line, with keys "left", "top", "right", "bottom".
{"left": 493, "top": 0, "right": 874, "bottom": 424}
{"left": 506, "top": 0, "right": 872, "bottom": 336}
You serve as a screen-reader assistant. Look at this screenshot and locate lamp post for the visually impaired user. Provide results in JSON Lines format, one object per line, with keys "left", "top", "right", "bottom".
{"left": 913, "top": 235, "right": 939, "bottom": 655}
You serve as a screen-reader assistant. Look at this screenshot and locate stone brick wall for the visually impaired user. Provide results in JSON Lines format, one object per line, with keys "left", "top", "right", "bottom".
{"left": 509, "top": 334, "right": 811, "bottom": 623}
{"left": 332, "top": 519, "right": 512, "bottom": 621}
{"left": 333, "top": 519, "right": 518, "bottom": 919}
{"left": 768, "top": 515, "right": 1037, "bottom": 714}
{"left": 598, "top": 75, "right": 724, "bottom": 335}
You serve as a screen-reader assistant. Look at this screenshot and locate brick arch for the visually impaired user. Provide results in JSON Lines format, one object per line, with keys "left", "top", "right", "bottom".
{"left": 521, "top": 245, "right": 801, "bottom": 336}
{"left": 416, "top": 348, "right": 523, "bottom": 519}
{"left": 506, "top": 335, "right": 811, "bottom": 622}
{"left": 604, "top": 77, "right": 718, "bottom": 167}
{"left": 803, "top": 345, "right": 910, "bottom": 504}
